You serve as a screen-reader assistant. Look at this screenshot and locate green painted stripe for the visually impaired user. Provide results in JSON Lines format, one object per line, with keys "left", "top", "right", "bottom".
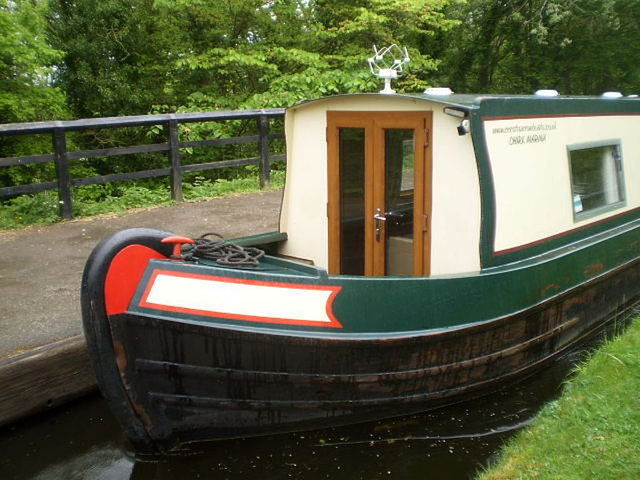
{"left": 127, "top": 222, "right": 639, "bottom": 336}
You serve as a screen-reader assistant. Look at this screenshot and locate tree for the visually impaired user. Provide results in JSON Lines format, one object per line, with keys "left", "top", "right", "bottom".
{"left": 47, "top": 0, "right": 459, "bottom": 116}
{"left": 549, "top": 0, "right": 640, "bottom": 94}
{"left": 48, "top": 0, "right": 177, "bottom": 117}
{"left": 278, "top": 0, "right": 459, "bottom": 100}
{"left": 438, "top": 0, "right": 640, "bottom": 95}
{"left": 0, "top": 0, "right": 67, "bottom": 124}
{"left": 176, "top": 0, "right": 459, "bottom": 109}
{"left": 0, "top": 0, "right": 68, "bottom": 188}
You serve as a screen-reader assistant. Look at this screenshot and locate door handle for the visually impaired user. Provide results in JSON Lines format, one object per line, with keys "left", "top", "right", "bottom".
{"left": 374, "top": 208, "right": 386, "bottom": 241}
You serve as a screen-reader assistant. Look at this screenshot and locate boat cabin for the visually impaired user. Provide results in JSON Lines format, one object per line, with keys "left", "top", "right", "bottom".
{"left": 277, "top": 92, "right": 640, "bottom": 277}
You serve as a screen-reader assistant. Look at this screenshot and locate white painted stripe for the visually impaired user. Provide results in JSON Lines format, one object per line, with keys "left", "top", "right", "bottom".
{"left": 144, "top": 273, "right": 336, "bottom": 323}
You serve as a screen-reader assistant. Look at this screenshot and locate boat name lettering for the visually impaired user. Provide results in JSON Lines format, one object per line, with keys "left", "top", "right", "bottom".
{"left": 508, "top": 133, "right": 547, "bottom": 145}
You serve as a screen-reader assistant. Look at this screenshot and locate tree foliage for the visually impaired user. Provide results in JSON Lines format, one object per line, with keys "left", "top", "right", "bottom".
{"left": 2, "top": 0, "right": 640, "bottom": 224}
{"left": 47, "top": 0, "right": 458, "bottom": 116}
{"left": 0, "top": 0, "right": 67, "bottom": 124}
{"left": 439, "top": 0, "right": 640, "bottom": 94}
{"left": 1, "top": 0, "right": 639, "bottom": 124}
{"left": 48, "top": 0, "right": 177, "bottom": 117}
{"left": 0, "top": 0, "right": 68, "bottom": 187}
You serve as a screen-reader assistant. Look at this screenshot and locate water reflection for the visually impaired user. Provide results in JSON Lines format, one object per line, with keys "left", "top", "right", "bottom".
{"left": 32, "top": 445, "right": 135, "bottom": 480}
{"left": 0, "top": 339, "right": 608, "bottom": 480}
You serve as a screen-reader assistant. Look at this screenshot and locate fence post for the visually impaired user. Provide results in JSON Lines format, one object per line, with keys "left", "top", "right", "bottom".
{"left": 258, "top": 115, "right": 270, "bottom": 189}
{"left": 167, "top": 119, "right": 183, "bottom": 202}
{"left": 53, "top": 128, "right": 73, "bottom": 219}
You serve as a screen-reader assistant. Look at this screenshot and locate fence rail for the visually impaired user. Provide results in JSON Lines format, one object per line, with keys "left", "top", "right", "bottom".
{"left": 0, "top": 108, "right": 286, "bottom": 219}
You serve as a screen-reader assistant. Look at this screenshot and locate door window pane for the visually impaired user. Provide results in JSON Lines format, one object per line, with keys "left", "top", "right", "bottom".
{"left": 385, "top": 129, "right": 414, "bottom": 275}
{"left": 339, "top": 128, "right": 365, "bottom": 275}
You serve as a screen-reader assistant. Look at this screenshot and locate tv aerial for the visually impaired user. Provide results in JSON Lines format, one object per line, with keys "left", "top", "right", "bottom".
{"left": 368, "top": 44, "right": 410, "bottom": 94}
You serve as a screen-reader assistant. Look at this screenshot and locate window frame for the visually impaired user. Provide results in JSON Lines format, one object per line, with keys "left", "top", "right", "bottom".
{"left": 567, "top": 139, "right": 626, "bottom": 222}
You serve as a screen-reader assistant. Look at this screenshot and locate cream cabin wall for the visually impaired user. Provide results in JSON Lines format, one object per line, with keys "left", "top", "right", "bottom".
{"left": 485, "top": 115, "right": 640, "bottom": 253}
{"left": 430, "top": 107, "right": 481, "bottom": 274}
{"left": 279, "top": 95, "right": 482, "bottom": 275}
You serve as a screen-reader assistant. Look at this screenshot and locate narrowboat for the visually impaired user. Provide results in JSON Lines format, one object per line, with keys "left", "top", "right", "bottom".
{"left": 82, "top": 89, "right": 640, "bottom": 454}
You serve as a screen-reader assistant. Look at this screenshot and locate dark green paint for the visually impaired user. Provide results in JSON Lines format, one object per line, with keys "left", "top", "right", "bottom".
{"left": 129, "top": 217, "right": 640, "bottom": 336}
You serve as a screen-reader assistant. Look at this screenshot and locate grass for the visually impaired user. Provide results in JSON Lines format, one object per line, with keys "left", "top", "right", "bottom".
{"left": 476, "top": 318, "right": 640, "bottom": 480}
{"left": 0, "top": 170, "right": 284, "bottom": 230}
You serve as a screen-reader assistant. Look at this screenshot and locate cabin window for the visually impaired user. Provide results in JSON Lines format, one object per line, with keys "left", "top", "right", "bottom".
{"left": 569, "top": 141, "right": 625, "bottom": 219}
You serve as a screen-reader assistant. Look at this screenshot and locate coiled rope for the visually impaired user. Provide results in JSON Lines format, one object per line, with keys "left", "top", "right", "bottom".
{"left": 182, "top": 232, "right": 265, "bottom": 266}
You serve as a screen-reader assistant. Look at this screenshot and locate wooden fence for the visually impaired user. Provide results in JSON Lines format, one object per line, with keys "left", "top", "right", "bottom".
{"left": 0, "top": 109, "right": 285, "bottom": 219}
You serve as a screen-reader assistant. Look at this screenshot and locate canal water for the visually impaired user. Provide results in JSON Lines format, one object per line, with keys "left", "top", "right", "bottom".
{"left": 0, "top": 333, "right": 615, "bottom": 480}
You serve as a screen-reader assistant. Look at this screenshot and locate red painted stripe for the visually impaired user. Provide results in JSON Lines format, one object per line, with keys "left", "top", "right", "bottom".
{"left": 484, "top": 112, "right": 640, "bottom": 122}
{"left": 494, "top": 206, "right": 640, "bottom": 257}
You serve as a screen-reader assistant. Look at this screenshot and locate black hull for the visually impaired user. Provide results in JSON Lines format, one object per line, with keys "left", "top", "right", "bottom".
{"left": 82, "top": 231, "right": 640, "bottom": 453}
{"left": 111, "top": 302, "right": 629, "bottom": 452}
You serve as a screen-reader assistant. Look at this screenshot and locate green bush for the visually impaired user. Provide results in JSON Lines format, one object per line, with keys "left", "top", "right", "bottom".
{"left": 73, "top": 183, "right": 172, "bottom": 217}
{"left": 0, "top": 169, "right": 285, "bottom": 230}
{"left": 0, "top": 191, "right": 60, "bottom": 229}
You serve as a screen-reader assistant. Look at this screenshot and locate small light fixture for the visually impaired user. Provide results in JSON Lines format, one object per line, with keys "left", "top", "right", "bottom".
{"left": 535, "top": 89, "right": 559, "bottom": 97}
{"left": 457, "top": 119, "right": 470, "bottom": 136}
{"left": 425, "top": 87, "right": 453, "bottom": 96}
{"left": 443, "top": 107, "right": 466, "bottom": 118}
{"left": 443, "top": 107, "right": 469, "bottom": 136}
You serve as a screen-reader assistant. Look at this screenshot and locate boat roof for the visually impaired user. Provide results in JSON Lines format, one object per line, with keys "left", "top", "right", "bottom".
{"left": 291, "top": 92, "right": 640, "bottom": 116}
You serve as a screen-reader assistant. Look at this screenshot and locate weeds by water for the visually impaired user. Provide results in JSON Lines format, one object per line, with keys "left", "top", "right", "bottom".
{"left": 476, "top": 318, "right": 640, "bottom": 480}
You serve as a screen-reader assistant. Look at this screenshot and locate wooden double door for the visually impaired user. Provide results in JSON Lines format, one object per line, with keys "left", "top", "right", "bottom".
{"left": 327, "top": 111, "right": 432, "bottom": 276}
